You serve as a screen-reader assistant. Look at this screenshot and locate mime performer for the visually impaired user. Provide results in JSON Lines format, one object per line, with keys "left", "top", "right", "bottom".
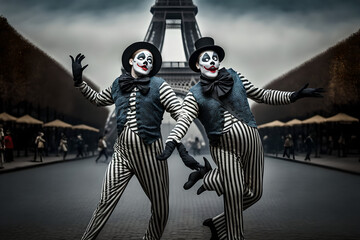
{"left": 157, "top": 37, "right": 324, "bottom": 240}
{"left": 70, "top": 41, "right": 197, "bottom": 240}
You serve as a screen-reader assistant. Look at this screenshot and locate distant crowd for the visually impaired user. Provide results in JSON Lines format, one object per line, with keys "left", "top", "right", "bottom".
{"left": 262, "top": 131, "right": 359, "bottom": 161}
{"left": 0, "top": 125, "right": 110, "bottom": 169}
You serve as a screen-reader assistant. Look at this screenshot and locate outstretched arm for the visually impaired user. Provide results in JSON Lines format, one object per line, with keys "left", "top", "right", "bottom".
{"left": 77, "top": 82, "right": 114, "bottom": 107}
{"left": 237, "top": 71, "right": 293, "bottom": 105}
{"left": 237, "top": 71, "right": 324, "bottom": 104}
{"left": 70, "top": 53, "right": 114, "bottom": 106}
{"left": 289, "top": 83, "right": 324, "bottom": 102}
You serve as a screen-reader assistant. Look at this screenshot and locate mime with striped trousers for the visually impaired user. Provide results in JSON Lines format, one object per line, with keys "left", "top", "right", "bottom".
{"left": 157, "top": 37, "right": 324, "bottom": 240}
{"left": 70, "top": 42, "right": 199, "bottom": 240}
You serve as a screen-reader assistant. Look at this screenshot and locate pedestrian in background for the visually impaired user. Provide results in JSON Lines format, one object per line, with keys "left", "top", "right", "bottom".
{"left": 337, "top": 133, "right": 346, "bottom": 157}
{"left": 192, "top": 137, "right": 201, "bottom": 155}
{"left": 283, "top": 134, "right": 291, "bottom": 158}
{"left": 289, "top": 134, "right": 295, "bottom": 159}
{"left": 327, "top": 135, "right": 334, "bottom": 155}
{"left": 59, "top": 134, "right": 68, "bottom": 160}
{"left": 262, "top": 135, "right": 269, "bottom": 153}
{"left": 304, "top": 134, "right": 314, "bottom": 161}
{"left": 0, "top": 127, "right": 4, "bottom": 168}
{"left": 95, "top": 136, "right": 108, "bottom": 163}
{"left": 4, "top": 130, "right": 14, "bottom": 163}
{"left": 76, "top": 134, "right": 84, "bottom": 158}
{"left": 297, "top": 134, "right": 303, "bottom": 153}
{"left": 84, "top": 143, "right": 89, "bottom": 156}
{"left": 34, "top": 132, "right": 46, "bottom": 162}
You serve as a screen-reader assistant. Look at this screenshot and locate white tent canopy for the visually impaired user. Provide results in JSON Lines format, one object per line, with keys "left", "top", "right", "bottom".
{"left": 325, "top": 113, "right": 359, "bottom": 123}
{"left": 72, "top": 124, "right": 99, "bottom": 132}
{"left": 16, "top": 114, "right": 43, "bottom": 125}
{"left": 302, "top": 115, "right": 327, "bottom": 124}
{"left": 43, "top": 119, "right": 73, "bottom": 128}
{"left": 258, "top": 120, "right": 285, "bottom": 129}
{"left": 0, "top": 112, "right": 17, "bottom": 122}
{"left": 285, "top": 119, "right": 302, "bottom": 126}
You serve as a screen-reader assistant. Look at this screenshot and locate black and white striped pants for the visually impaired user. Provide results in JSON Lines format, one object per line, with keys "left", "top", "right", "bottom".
{"left": 81, "top": 126, "right": 169, "bottom": 240}
{"left": 203, "top": 121, "right": 264, "bottom": 240}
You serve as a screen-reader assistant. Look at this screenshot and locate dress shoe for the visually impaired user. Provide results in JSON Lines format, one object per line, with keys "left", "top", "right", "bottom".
{"left": 203, "top": 218, "right": 219, "bottom": 240}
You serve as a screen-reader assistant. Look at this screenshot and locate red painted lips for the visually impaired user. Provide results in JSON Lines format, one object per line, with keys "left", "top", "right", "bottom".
{"left": 137, "top": 63, "right": 148, "bottom": 71}
{"left": 204, "top": 66, "right": 218, "bottom": 73}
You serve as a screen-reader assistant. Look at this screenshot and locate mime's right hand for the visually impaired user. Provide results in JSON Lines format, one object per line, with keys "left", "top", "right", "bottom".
{"left": 70, "top": 53, "right": 88, "bottom": 87}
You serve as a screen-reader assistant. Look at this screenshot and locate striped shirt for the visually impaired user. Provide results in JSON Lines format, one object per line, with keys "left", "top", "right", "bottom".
{"left": 77, "top": 80, "right": 181, "bottom": 133}
{"left": 167, "top": 71, "right": 294, "bottom": 143}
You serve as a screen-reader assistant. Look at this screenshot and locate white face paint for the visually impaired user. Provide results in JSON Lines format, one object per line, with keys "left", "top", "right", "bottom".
{"left": 131, "top": 50, "right": 153, "bottom": 77}
{"left": 198, "top": 50, "right": 220, "bottom": 79}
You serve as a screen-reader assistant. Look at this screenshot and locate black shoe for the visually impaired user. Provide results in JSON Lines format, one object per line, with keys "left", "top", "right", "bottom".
{"left": 183, "top": 157, "right": 212, "bottom": 190}
{"left": 203, "top": 218, "right": 219, "bottom": 240}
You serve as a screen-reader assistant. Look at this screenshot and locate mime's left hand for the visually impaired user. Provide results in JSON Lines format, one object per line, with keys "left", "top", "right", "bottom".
{"left": 177, "top": 143, "right": 201, "bottom": 171}
{"left": 290, "top": 83, "right": 325, "bottom": 102}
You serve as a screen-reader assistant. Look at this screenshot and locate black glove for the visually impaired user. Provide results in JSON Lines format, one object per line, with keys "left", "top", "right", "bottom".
{"left": 70, "top": 53, "right": 88, "bottom": 87}
{"left": 290, "top": 83, "right": 325, "bottom": 102}
{"left": 183, "top": 157, "right": 212, "bottom": 190}
{"left": 177, "top": 142, "right": 201, "bottom": 170}
{"left": 157, "top": 140, "right": 177, "bottom": 161}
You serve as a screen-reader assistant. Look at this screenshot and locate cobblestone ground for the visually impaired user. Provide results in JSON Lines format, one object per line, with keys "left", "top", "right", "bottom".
{"left": 1, "top": 154, "right": 360, "bottom": 240}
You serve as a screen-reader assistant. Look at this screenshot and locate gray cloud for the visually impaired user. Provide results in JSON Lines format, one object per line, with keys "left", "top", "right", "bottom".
{"left": 3, "top": 0, "right": 358, "bottom": 15}
{"left": 197, "top": 0, "right": 359, "bottom": 17}
{"left": 0, "top": 0, "right": 150, "bottom": 13}
{"left": 1, "top": 0, "right": 359, "bottom": 103}
{"left": 197, "top": 8, "right": 359, "bottom": 95}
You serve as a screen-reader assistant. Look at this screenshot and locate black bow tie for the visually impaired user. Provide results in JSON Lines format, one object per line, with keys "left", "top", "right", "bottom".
{"left": 200, "top": 68, "right": 234, "bottom": 99}
{"left": 118, "top": 73, "right": 150, "bottom": 95}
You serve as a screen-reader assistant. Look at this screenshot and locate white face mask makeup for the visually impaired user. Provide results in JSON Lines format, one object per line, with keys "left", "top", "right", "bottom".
{"left": 198, "top": 50, "right": 220, "bottom": 79}
{"left": 131, "top": 50, "right": 153, "bottom": 77}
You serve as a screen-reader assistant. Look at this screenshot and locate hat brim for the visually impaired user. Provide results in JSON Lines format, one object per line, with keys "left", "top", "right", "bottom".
{"left": 188, "top": 45, "right": 225, "bottom": 72}
{"left": 122, "top": 42, "right": 162, "bottom": 77}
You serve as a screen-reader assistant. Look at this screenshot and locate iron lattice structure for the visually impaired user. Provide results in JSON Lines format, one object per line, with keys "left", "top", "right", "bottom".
{"left": 105, "top": 0, "right": 208, "bottom": 146}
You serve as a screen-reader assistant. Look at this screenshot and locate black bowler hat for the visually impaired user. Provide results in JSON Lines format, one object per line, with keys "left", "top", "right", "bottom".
{"left": 188, "top": 37, "right": 225, "bottom": 72}
{"left": 122, "top": 41, "right": 162, "bottom": 77}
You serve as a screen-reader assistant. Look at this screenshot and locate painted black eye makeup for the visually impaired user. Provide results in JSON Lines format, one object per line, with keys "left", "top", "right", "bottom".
{"left": 137, "top": 52, "right": 146, "bottom": 60}
{"left": 147, "top": 56, "right": 153, "bottom": 64}
{"left": 201, "top": 53, "right": 210, "bottom": 62}
{"left": 212, "top": 52, "right": 218, "bottom": 61}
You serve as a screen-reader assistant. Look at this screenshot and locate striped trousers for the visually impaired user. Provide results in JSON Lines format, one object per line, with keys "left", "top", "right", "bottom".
{"left": 81, "top": 126, "right": 169, "bottom": 240}
{"left": 203, "top": 121, "right": 264, "bottom": 240}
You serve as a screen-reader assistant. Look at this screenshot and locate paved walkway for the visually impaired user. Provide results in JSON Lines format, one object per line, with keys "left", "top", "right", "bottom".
{"left": 1, "top": 150, "right": 359, "bottom": 175}
{"left": 0, "top": 152, "right": 96, "bottom": 173}
{"left": 266, "top": 152, "right": 360, "bottom": 175}
{"left": 1, "top": 154, "right": 359, "bottom": 240}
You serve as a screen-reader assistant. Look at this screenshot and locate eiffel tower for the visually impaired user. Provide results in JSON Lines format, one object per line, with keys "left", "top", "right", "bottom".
{"left": 105, "top": 0, "right": 208, "bottom": 147}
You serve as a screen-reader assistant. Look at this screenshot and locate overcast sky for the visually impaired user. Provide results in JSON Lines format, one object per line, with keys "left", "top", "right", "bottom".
{"left": 1, "top": 0, "right": 359, "bottom": 90}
